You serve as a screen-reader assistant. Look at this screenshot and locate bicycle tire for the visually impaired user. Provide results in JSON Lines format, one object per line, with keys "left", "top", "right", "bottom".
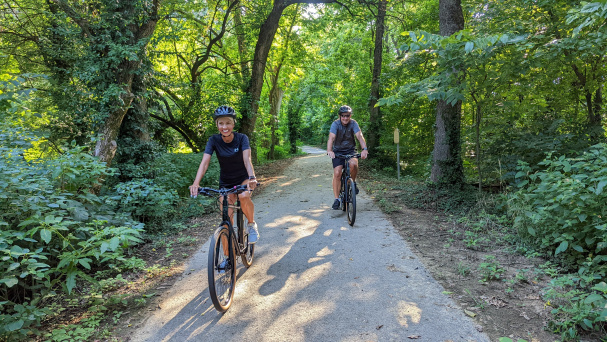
{"left": 340, "top": 176, "right": 347, "bottom": 211}
{"left": 346, "top": 178, "right": 356, "bottom": 226}
{"left": 240, "top": 211, "right": 254, "bottom": 267}
{"left": 207, "top": 225, "right": 236, "bottom": 312}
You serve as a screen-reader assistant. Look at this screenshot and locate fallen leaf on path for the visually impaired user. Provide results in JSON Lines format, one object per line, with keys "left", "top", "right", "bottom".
{"left": 464, "top": 309, "right": 477, "bottom": 317}
{"left": 376, "top": 325, "right": 383, "bottom": 330}
{"left": 408, "top": 335, "right": 421, "bottom": 339}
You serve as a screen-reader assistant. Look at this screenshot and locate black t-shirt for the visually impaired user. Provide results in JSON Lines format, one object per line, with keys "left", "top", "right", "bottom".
{"left": 204, "top": 132, "right": 250, "bottom": 187}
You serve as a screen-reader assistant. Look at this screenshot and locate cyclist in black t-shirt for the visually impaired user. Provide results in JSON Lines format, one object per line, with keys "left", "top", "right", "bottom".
{"left": 189, "top": 106, "right": 260, "bottom": 243}
{"left": 327, "top": 105, "right": 368, "bottom": 210}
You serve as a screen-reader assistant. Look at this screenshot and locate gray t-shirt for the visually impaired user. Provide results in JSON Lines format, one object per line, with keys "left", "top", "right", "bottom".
{"left": 330, "top": 119, "right": 360, "bottom": 154}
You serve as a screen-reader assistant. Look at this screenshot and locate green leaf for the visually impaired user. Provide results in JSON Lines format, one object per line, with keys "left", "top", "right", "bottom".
{"left": 109, "top": 237, "right": 120, "bottom": 251}
{"left": 527, "top": 226, "right": 536, "bottom": 236}
{"left": 6, "top": 319, "right": 24, "bottom": 331}
{"left": 0, "top": 277, "right": 18, "bottom": 287}
{"left": 592, "top": 282, "right": 607, "bottom": 293}
{"left": 66, "top": 271, "right": 77, "bottom": 294}
{"left": 572, "top": 245, "right": 584, "bottom": 252}
{"left": 498, "top": 338, "right": 513, "bottom": 342}
{"left": 78, "top": 258, "right": 91, "bottom": 270}
{"left": 584, "top": 294, "right": 604, "bottom": 305}
{"left": 409, "top": 31, "right": 417, "bottom": 42}
{"left": 578, "top": 214, "right": 587, "bottom": 222}
{"left": 100, "top": 242, "right": 109, "bottom": 254}
{"left": 555, "top": 241, "right": 568, "bottom": 255}
{"left": 40, "top": 229, "right": 52, "bottom": 244}
{"left": 465, "top": 41, "right": 474, "bottom": 53}
{"left": 596, "top": 180, "right": 607, "bottom": 195}
{"left": 515, "top": 171, "right": 526, "bottom": 178}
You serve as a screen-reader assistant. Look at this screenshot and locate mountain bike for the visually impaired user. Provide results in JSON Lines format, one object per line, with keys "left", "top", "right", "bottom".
{"left": 197, "top": 185, "right": 255, "bottom": 312}
{"left": 335, "top": 153, "right": 361, "bottom": 226}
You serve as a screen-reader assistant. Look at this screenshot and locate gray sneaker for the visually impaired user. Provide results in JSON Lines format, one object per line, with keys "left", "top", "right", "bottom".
{"left": 247, "top": 222, "right": 259, "bottom": 244}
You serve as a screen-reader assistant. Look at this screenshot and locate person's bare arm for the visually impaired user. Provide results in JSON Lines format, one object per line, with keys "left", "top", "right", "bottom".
{"left": 356, "top": 131, "right": 368, "bottom": 159}
{"left": 189, "top": 153, "right": 212, "bottom": 196}
{"left": 243, "top": 149, "right": 257, "bottom": 190}
{"left": 327, "top": 132, "right": 336, "bottom": 158}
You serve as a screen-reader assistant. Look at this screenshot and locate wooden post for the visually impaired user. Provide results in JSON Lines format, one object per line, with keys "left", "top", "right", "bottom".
{"left": 394, "top": 128, "right": 400, "bottom": 180}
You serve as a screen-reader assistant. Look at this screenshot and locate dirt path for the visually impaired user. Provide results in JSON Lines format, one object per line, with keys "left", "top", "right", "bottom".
{"left": 127, "top": 148, "right": 489, "bottom": 341}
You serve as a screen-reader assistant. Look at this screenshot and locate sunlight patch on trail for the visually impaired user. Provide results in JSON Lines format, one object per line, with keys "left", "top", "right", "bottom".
{"left": 395, "top": 301, "right": 422, "bottom": 327}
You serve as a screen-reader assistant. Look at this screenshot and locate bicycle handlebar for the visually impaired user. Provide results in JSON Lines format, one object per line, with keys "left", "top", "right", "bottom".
{"left": 197, "top": 184, "right": 250, "bottom": 197}
{"left": 334, "top": 153, "right": 362, "bottom": 159}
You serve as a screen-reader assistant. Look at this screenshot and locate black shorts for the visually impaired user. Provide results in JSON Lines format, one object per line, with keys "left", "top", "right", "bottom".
{"left": 220, "top": 175, "right": 248, "bottom": 189}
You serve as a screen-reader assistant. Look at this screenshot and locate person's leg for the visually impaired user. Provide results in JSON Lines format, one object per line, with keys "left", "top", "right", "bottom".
{"left": 237, "top": 179, "right": 259, "bottom": 243}
{"left": 239, "top": 189, "right": 254, "bottom": 224}
{"left": 333, "top": 165, "right": 343, "bottom": 199}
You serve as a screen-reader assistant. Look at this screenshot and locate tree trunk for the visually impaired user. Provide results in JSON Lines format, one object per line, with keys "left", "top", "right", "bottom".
{"left": 91, "top": 2, "right": 159, "bottom": 167}
{"left": 367, "top": 0, "right": 387, "bottom": 156}
{"left": 430, "top": 0, "right": 465, "bottom": 186}
{"left": 268, "top": 83, "right": 284, "bottom": 160}
{"left": 588, "top": 86, "right": 604, "bottom": 143}
{"left": 240, "top": 0, "right": 335, "bottom": 163}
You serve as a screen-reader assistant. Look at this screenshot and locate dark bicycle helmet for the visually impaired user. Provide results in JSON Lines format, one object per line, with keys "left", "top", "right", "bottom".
{"left": 338, "top": 105, "right": 352, "bottom": 114}
{"left": 213, "top": 105, "right": 236, "bottom": 120}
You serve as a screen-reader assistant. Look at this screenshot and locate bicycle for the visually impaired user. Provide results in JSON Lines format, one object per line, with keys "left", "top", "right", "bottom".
{"left": 197, "top": 185, "right": 255, "bottom": 312}
{"left": 335, "top": 153, "right": 361, "bottom": 226}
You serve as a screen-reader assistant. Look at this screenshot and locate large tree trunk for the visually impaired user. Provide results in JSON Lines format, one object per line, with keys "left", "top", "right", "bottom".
{"left": 90, "top": 2, "right": 159, "bottom": 167}
{"left": 240, "top": 0, "right": 335, "bottom": 162}
{"left": 367, "top": 0, "right": 387, "bottom": 156}
{"left": 430, "top": 0, "right": 465, "bottom": 186}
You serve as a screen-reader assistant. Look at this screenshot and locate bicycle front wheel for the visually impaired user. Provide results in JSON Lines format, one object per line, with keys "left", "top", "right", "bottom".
{"left": 346, "top": 178, "right": 356, "bottom": 226}
{"left": 340, "top": 176, "right": 347, "bottom": 211}
{"left": 208, "top": 225, "right": 236, "bottom": 312}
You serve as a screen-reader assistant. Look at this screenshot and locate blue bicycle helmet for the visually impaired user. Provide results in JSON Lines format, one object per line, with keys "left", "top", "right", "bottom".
{"left": 213, "top": 105, "right": 236, "bottom": 120}
{"left": 338, "top": 105, "right": 352, "bottom": 114}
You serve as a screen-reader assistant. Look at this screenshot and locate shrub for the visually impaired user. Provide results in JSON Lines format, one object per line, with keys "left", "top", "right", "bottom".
{"left": 111, "top": 178, "right": 179, "bottom": 224}
{"left": 0, "top": 125, "right": 144, "bottom": 341}
{"left": 507, "top": 143, "right": 607, "bottom": 265}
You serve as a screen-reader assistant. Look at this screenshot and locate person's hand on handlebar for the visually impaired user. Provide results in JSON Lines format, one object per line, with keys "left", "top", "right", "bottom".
{"left": 327, "top": 150, "right": 335, "bottom": 159}
{"left": 189, "top": 184, "right": 200, "bottom": 198}
{"left": 361, "top": 149, "right": 368, "bottom": 160}
{"left": 248, "top": 178, "right": 258, "bottom": 191}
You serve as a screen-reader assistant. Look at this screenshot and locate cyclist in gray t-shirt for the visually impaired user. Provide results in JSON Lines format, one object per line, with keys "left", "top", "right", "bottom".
{"left": 326, "top": 105, "right": 368, "bottom": 210}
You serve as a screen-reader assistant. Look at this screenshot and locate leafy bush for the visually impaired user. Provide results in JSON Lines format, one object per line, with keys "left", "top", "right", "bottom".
{"left": 0, "top": 125, "right": 144, "bottom": 341}
{"left": 111, "top": 178, "right": 179, "bottom": 224}
{"left": 508, "top": 143, "right": 607, "bottom": 339}
{"left": 507, "top": 143, "right": 607, "bottom": 264}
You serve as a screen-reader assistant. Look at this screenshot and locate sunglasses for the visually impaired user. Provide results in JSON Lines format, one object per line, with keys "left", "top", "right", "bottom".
{"left": 340, "top": 114, "right": 351, "bottom": 118}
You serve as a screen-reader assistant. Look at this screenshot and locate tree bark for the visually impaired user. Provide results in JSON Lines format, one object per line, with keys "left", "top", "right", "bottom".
{"left": 430, "top": 0, "right": 465, "bottom": 186}
{"left": 367, "top": 0, "right": 387, "bottom": 156}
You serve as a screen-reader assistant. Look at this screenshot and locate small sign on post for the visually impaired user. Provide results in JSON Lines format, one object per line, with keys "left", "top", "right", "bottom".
{"left": 394, "top": 128, "right": 400, "bottom": 180}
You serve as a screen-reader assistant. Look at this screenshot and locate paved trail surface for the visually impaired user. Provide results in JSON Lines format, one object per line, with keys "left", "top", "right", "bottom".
{"left": 131, "top": 147, "right": 489, "bottom": 342}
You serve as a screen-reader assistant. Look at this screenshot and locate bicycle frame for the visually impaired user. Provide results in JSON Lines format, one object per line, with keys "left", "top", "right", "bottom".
{"left": 218, "top": 190, "right": 246, "bottom": 256}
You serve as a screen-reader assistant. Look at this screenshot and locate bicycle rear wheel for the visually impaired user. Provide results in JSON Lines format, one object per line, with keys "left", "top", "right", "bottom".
{"left": 208, "top": 225, "right": 236, "bottom": 312}
{"left": 346, "top": 178, "right": 356, "bottom": 226}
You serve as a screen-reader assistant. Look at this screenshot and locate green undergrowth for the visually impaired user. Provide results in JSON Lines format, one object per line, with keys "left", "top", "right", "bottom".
{"left": 360, "top": 148, "right": 607, "bottom": 340}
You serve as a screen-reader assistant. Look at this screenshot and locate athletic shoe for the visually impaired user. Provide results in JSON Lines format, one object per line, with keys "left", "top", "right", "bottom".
{"left": 217, "top": 259, "right": 229, "bottom": 273}
{"left": 247, "top": 222, "right": 259, "bottom": 244}
{"left": 332, "top": 198, "right": 340, "bottom": 210}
